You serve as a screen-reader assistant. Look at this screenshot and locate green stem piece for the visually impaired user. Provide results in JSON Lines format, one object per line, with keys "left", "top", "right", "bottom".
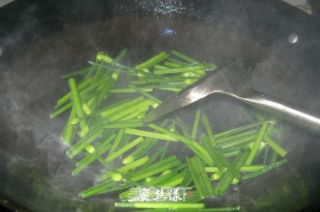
{"left": 164, "top": 61, "right": 183, "bottom": 68}
{"left": 109, "top": 88, "right": 153, "bottom": 93}
{"left": 153, "top": 66, "right": 204, "bottom": 75}
{"left": 85, "top": 145, "right": 125, "bottom": 182}
{"left": 66, "top": 126, "right": 104, "bottom": 158}
{"left": 130, "top": 160, "right": 181, "bottom": 182}
{"left": 216, "top": 130, "right": 258, "bottom": 144}
{"left": 158, "top": 168, "right": 187, "bottom": 185}
{"left": 131, "top": 206, "right": 241, "bottom": 211}
{"left": 144, "top": 170, "right": 178, "bottom": 186}
{"left": 60, "top": 67, "right": 92, "bottom": 79}
{"left": 245, "top": 123, "right": 269, "bottom": 165}
{"left": 205, "top": 165, "right": 266, "bottom": 173}
{"left": 108, "top": 129, "right": 125, "bottom": 157}
{"left": 218, "top": 128, "right": 279, "bottom": 149}
{"left": 185, "top": 143, "right": 213, "bottom": 166}
{"left": 160, "top": 141, "right": 170, "bottom": 160}
{"left": 242, "top": 159, "right": 288, "bottom": 180}
{"left": 86, "top": 54, "right": 101, "bottom": 78}
{"left": 160, "top": 169, "right": 172, "bottom": 176}
{"left": 192, "top": 109, "right": 201, "bottom": 139}
{"left": 80, "top": 74, "right": 110, "bottom": 97}
{"left": 214, "top": 150, "right": 242, "bottom": 180}
{"left": 125, "top": 128, "right": 178, "bottom": 142}
{"left": 68, "top": 78, "right": 87, "bottom": 129}
{"left": 215, "top": 149, "right": 250, "bottom": 195}
{"left": 72, "top": 134, "right": 116, "bottom": 176}
{"left": 122, "top": 139, "right": 156, "bottom": 164}
{"left": 213, "top": 121, "right": 274, "bottom": 140}
{"left": 210, "top": 172, "right": 223, "bottom": 181}
{"left": 56, "top": 77, "right": 92, "bottom": 108}
{"left": 264, "top": 135, "right": 287, "bottom": 158}
{"left": 95, "top": 98, "right": 131, "bottom": 115}
{"left": 140, "top": 147, "right": 164, "bottom": 169}
{"left": 140, "top": 83, "right": 186, "bottom": 89}
{"left": 105, "top": 137, "right": 143, "bottom": 163}
{"left": 148, "top": 124, "right": 190, "bottom": 145}
{"left": 149, "top": 124, "right": 213, "bottom": 165}
{"left": 131, "top": 155, "right": 177, "bottom": 178}
{"left": 128, "top": 84, "right": 162, "bottom": 105}
{"left": 271, "top": 127, "right": 285, "bottom": 163}
{"left": 160, "top": 172, "right": 186, "bottom": 187}
{"left": 136, "top": 51, "right": 169, "bottom": 69}
{"left": 117, "top": 134, "right": 132, "bottom": 150}
{"left": 194, "top": 156, "right": 214, "bottom": 196}
{"left": 181, "top": 170, "right": 192, "bottom": 187}
{"left": 79, "top": 180, "right": 116, "bottom": 198}
{"left": 90, "top": 58, "right": 105, "bottom": 90}
{"left": 202, "top": 114, "right": 216, "bottom": 146}
{"left": 107, "top": 100, "right": 151, "bottom": 122}
{"left": 200, "top": 134, "right": 223, "bottom": 170}
{"left": 171, "top": 50, "right": 197, "bottom": 63}
{"left": 154, "top": 64, "right": 169, "bottom": 70}
{"left": 174, "top": 117, "right": 192, "bottom": 139}
{"left": 120, "top": 108, "right": 148, "bottom": 121}
{"left": 191, "top": 157, "right": 209, "bottom": 197}
{"left": 61, "top": 105, "right": 77, "bottom": 145}
{"left": 167, "top": 57, "right": 189, "bottom": 66}
{"left": 50, "top": 102, "right": 73, "bottom": 118}
{"left": 115, "top": 202, "right": 205, "bottom": 209}
{"left": 100, "top": 96, "right": 144, "bottom": 117}
{"left": 95, "top": 185, "right": 129, "bottom": 196}
{"left": 98, "top": 156, "right": 150, "bottom": 182}
{"left": 104, "top": 121, "right": 144, "bottom": 129}
{"left": 186, "top": 157, "right": 205, "bottom": 198}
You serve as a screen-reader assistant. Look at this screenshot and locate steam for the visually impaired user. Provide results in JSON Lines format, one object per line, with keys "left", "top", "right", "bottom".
{"left": 0, "top": 5, "right": 319, "bottom": 211}
{"left": 0, "top": 22, "right": 116, "bottom": 211}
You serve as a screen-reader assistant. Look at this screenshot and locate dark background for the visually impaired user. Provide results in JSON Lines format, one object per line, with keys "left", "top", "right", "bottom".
{"left": 1, "top": 0, "right": 320, "bottom": 211}
{"left": 1, "top": 0, "right": 320, "bottom": 66}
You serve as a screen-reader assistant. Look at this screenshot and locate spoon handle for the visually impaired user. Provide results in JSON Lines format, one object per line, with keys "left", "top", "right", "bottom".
{"left": 239, "top": 91, "right": 320, "bottom": 135}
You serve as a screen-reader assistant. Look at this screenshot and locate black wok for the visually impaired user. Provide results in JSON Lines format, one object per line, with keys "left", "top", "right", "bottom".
{"left": 0, "top": 0, "right": 320, "bottom": 211}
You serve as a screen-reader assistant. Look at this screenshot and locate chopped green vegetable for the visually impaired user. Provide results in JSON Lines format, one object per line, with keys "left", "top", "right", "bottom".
{"left": 186, "top": 157, "right": 205, "bottom": 198}
{"left": 125, "top": 128, "right": 178, "bottom": 142}
{"left": 264, "top": 135, "right": 287, "bottom": 158}
{"left": 66, "top": 126, "right": 104, "bottom": 158}
{"left": 130, "top": 160, "right": 181, "bottom": 182}
{"left": 245, "top": 123, "right": 269, "bottom": 165}
{"left": 136, "top": 51, "right": 169, "bottom": 69}
{"left": 68, "top": 78, "right": 87, "bottom": 130}
{"left": 72, "top": 134, "right": 116, "bottom": 176}
{"left": 242, "top": 159, "right": 288, "bottom": 180}
{"left": 108, "top": 129, "right": 125, "bottom": 156}
{"left": 201, "top": 134, "right": 223, "bottom": 170}
{"left": 51, "top": 49, "right": 289, "bottom": 210}
{"left": 100, "top": 96, "right": 144, "bottom": 117}
{"left": 105, "top": 137, "right": 143, "bottom": 163}
{"left": 192, "top": 109, "right": 201, "bottom": 139}
{"left": 98, "top": 156, "right": 149, "bottom": 182}
{"left": 202, "top": 114, "right": 216, "bottom": 146}
{"left": 115, "top": 202, "right": 205, "bottom": 209}
{"left": 109, "top": 88, "right": 153, "bottom": 93}
{"left": 171, "top": 50, "right": 198, "bottom": 63}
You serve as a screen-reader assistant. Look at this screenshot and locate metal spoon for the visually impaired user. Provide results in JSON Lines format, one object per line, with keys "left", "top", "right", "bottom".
{"left": 144, "top": 57, "right": 320, "bottom": 135}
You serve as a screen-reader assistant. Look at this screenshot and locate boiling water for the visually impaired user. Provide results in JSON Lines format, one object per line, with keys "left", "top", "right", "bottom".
{"left": 0, "top": 15, "right": 319, "bottom": 212}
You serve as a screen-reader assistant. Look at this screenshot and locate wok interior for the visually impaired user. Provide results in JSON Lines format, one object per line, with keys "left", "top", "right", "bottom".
{"left": 0, "top": 13, "right": 320, "bottom": 212}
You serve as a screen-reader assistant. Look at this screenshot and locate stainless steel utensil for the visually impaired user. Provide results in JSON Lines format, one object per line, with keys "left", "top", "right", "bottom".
{"left": 144, "top": 57, "right": 320, "bottom": 135}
